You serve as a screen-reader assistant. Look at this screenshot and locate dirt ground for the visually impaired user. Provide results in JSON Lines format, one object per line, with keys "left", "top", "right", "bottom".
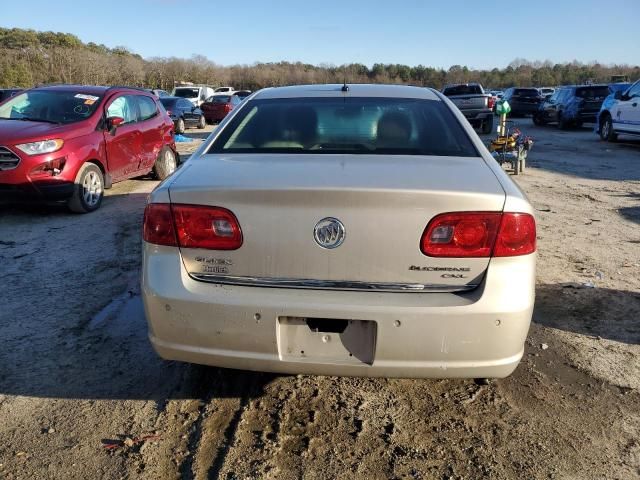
{"left": 0, "top": 121, "right": 638, "bottom": 480}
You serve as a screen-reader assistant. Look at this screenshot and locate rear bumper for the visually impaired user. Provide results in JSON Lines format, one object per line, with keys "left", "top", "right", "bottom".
{"left": 142, "top": 245, "right": 535, "bottom": 378}
{"left": 510, "top": 103, "right": 540, "bottom": 114}
{"left": 461, "top": 110, "right": 493, "bottom": 122}
{"left": 203, "top": 112, "right": 227, "bottom": 122}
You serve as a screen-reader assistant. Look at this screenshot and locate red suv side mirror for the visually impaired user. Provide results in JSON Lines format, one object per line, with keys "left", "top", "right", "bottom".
{"left": 106, "top": 116, "right": 125, "bottom": 135}
{"left": 107, "top": 116, "right": 125, "bottom": 128}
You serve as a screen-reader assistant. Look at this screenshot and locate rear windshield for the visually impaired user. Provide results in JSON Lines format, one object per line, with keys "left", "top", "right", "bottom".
{"left": 608, "top": 83, "right": 630, "bottom": 93}
{"left": 442, "top": 85, "right": 483, "bottom": 96}
{"left": 209, "top": 96, "right": 231, "bottom": 103}
{"left": 575, "top": 86, "right": 610, "bottom": 99}
{"left": 208, "top": 97, "right": 478, "bottom": 157}
{"left": 513, "top": 89, "right": 540, "bottom": 97}
{"left": 173, "top": 88, "right": 199, "bottom": 98}
{"left": 0, "top": 90, "right": 102, "bottom": 124}
{"left": 159, "top": 98, "right": 177, "bottom": 108}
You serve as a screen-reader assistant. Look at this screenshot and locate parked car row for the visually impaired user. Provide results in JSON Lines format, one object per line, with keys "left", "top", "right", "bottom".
{"left": 449, "top": 80, "right": 639, "bottom": 141}
{"left": 0, "top": 84, "right": 179, "bottom": 212}
{"left": 165, "top": 85, "right": 252, "bottom": 128}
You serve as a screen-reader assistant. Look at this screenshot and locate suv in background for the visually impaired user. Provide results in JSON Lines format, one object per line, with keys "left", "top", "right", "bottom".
{"left": 598, "top": 79, "right": 640, "bottom": 141}
{"left": 214, "top": 86, "right": 235, "bottom": 94}
{"left": 502, "top": 88, "right": 544, "bottom": 116}
{"left": 200, "top": 94, "right": 243, "bottom": 123}
{"left": 539, "top": 87, "right": 555, "bottom": 99}
{"left": 441, "top": 83, "right": 494, "bottom": 133}
{"left": 0, "top": 85, "right": 178, "bottom": 212}
{"left": 534, "top": 84, "right": 610, "bottom": 129}
{"left": 171, "top": 85, "right": 215, "bottom": 107}
{"left": 159, "top": 96, "right": 206, "bottom": 133}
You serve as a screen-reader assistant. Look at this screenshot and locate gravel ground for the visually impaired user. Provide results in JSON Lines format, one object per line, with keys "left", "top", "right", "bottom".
{"left": 0, "top": 121, "right": 638, "bottom": 480}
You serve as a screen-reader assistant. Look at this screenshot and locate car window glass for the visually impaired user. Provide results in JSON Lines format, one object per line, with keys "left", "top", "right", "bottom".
{"left": 0, "top": 90, "right": 102, "bottom": 124}
{"left": 627, "top": 82, "right": 640, "bottom": 98}
{"left": 575, "top": 86, "right": 609, "bottom": 99}
{"left": 442, "top": 85, "right": 483, "bottom": 96}
{"left": 209, "top": 97, "right": 478, "bottom": 157}
{"left": 137, "top": 96, "right": 157, "bottom": 121}
{"left": 173, "top": 88, "right": 199, "bottom": 99}
{"left": 107, "top": 95, "right": 137, "bottom": 123}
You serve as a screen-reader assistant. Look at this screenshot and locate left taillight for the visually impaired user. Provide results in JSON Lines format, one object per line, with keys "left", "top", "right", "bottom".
{"left": 420, "top": 212, "right": 535, "bottom": 258}
{"left": 143, "top": 203, "right": 178, "bottom": 246}
{"left": 144, "top": 203, "right": 243, "bottom": 250}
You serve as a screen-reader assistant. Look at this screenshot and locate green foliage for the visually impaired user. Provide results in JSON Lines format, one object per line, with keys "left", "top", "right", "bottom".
{"left": 0, "top": 27, "right": 637, "bottom": 90}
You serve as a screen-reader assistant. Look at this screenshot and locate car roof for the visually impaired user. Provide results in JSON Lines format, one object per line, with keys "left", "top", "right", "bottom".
{"left": 253, "top": 84, "right": 441, "bottom": 100}
{"left": 559, "top": 84, "right": 609, "bottom": 89}
{"left": 29, "top": 84, "right": 152, "bottom": 96}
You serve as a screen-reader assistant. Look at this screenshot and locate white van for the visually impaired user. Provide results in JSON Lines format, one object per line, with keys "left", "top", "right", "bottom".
{"left": 171, "top": 86, "right": 215, "bottom": 106}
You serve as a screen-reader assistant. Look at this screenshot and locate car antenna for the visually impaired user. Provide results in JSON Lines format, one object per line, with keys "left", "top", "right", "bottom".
{"left": 341, "top": 69, "right": 349, "bottom": 92}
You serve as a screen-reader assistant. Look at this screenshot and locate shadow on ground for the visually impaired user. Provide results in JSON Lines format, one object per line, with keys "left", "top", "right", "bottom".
{"left": 534, "top": 283, "right": 640, "bottom": 345}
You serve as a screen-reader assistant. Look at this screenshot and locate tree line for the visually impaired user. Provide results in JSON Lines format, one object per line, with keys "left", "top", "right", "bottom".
{"left": 1, "top": 27, "right": 638, "bottom": 91}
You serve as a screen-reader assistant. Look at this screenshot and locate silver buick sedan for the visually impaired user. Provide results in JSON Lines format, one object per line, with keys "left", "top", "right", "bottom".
{"left": 142, "top": 84, "right": 536, "bottom": 378}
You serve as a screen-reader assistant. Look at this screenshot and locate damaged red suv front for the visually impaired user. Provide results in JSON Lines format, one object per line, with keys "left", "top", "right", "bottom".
{"left": 0, "top": 85, "right": 178, "bottom": 212}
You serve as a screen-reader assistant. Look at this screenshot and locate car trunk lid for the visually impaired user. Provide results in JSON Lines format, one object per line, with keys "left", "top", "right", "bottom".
{"left": 168, "top": 154, "right": 506, "bottom": 291}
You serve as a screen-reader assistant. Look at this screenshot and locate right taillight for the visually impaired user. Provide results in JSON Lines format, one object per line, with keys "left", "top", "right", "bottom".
{"left": 143, "top": 203, "right": 243, "bottom": 250}
{"left": 420, "top": 212, "right": 535, "bottom": 258}
{"left": 493, "top": 213, "right": 536, "bottom": 257}
{"left": 487, "top": 96, "right": 495, "bottom": 109}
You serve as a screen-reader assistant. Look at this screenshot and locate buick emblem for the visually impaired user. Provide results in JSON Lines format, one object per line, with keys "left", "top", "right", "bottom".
{"left": 313, "top": 217, "right": 345, "bottom": 249}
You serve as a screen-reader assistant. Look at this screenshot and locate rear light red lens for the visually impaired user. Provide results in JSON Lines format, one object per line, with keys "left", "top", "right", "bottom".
{"left": 172, "top": 204, "right": 243, "bottom": 250}
{"left": 143, "top": 204, "right": 177, "bottom": 247}
{"left": 224, "top": 104, "right": 232, "bottom": 112}
{"left": 143, "top": 203, "right": 243, "bottom": 250}
{"left": 487, "top": 96, "right": 495, "bottom": 109}
{"left": 493, "top": 213, "right": 536, "bottom": 257}
{"left": 421, "top": 212, "right": 501, "bottom": 257}
{"left": 421, "top": 212, "right": 536, "bottom": 257}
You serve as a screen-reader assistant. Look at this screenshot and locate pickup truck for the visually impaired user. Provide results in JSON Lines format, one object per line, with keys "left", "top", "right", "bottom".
{"left": 442, "top": 83, "right": 495, "bottom": 134}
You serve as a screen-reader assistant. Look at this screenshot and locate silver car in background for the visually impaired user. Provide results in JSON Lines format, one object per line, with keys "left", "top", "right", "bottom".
{"left": 142, "top": 84, "right": 536, "bottom": 378}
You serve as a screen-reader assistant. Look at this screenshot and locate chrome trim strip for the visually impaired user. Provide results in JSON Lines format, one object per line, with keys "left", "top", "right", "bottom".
{"left": 189, "top": 273, "right": 477, "bottom": 293}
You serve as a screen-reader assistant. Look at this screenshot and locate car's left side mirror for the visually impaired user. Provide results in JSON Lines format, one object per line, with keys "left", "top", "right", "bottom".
{"left": 106, "top": 116, "right": 124, "bottom": 135}
{"left": 614, "top": 90, "right": 623, "bottom": 100}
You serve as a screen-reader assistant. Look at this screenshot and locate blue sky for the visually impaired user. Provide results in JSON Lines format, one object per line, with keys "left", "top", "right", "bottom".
{"left": 3, "top": 0, "right": 639, "bottom": 69}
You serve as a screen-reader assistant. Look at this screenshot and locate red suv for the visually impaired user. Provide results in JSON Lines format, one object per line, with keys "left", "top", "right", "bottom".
{"left": 200, "top": 94, "right": 242, "bottom": 124}
{"left": 0, "top": 85, "right": 178, "bottom": 212}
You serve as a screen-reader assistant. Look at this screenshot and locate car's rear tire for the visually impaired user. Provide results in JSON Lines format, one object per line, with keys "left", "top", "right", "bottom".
{"left": 557, "top": 112, "right": 569, "bottom": 130}
{"left": 153, "top": 147, "right": 177, "bottom": 180}
{"left": 68, "top": 163, "right": 104, "bottom": 213}
{"left": 481, "top": 117, "right": 493, "bottom": 134}
{"left": 532, "top": 113, "right": 546, "bottom": 126}
{"left": 176, "top": 118, "right": 185, "bottom": 134}
{"left": 197, "top": 115, "right": 206, "bottom": 129}
{"left": 599, "top": 114, "right": 617, "bottom": 142}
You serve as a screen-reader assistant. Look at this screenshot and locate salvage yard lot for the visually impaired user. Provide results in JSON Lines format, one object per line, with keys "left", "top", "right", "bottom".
{"left": 0, "top": 121, "right": 638, "bottom": 480}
